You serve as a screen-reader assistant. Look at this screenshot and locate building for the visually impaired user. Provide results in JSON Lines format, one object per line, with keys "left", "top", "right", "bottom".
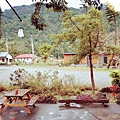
{"left": 64, "top": 52, "right": 76, "bottom": 64}
{"left": 64, "top": 52, "right": 118, "bottom": 66}
{"left": 0, "top": 52, "right": 12, "bottom": 65}
{"left": 14, "top": 54, "right": 39, "bottom": 63}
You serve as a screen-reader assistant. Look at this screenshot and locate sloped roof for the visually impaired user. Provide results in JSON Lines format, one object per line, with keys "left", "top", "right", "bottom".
{"left": 15, "top": 54, "right": 38, "bottom": 59}
{"left": 0, "top": 52, "right": 10, "bottom": 57}
{"left": 64, "top": 52, "right": 76, "bottom": 55}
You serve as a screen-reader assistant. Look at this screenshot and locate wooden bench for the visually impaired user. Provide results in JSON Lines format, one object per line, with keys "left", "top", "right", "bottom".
{"left": 59, "top": 99, "right": 109, "bottom": 107}
{"left": 27, "top": 95, "right": 39, "bottom": 107}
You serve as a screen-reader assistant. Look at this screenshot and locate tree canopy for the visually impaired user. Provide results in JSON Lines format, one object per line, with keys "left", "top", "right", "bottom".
{"left": 51, "top": 7, "right": 106, "bottom": 90}
{"left": 52, "top": 7, "right": 106, "bottom": 60}
{"left": 39, "top": 43, "right": 52, "bottom": 63}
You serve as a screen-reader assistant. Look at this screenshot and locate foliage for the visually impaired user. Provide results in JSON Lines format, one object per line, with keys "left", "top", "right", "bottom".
{"left": 105, "top": 2, "right": 119, "bottom": 45}
{"left": 31, "top": 2, "right": 47, "bottom": 30}
{"left": 0, "top": 38, "right": 6, "bottom": 52}
{"left": 7, "top": 68, "right": 92, "bottom": 97}
{"left": 32, "top": 0, "right": 68, "bottom": 12}
{"left": 105, "top": 2, "right": 119, "bottom": 68}
{"left": 9, "top": 68, "right": 32, "bottom": 88}
{"left": 105, "top": 2, "right": 119, "bottom": 23}
{"left": 39, "top": 43, "right": 52, "bottom": 62}
{"left": 51, "top": 8, "right": 106, "bottom": 62}
{"left": 51, "top": 7, "right": 106, "bottom": 91}
{"left": 80, "top": 0, "right": 103, "bottom": 13}
{"left": 2, "top": 5, "right": 80, "bottom": 57}
{"left": 1, "top": 3, "right": 120, "bottom": 58}
{"left": 38, "top": 94, "right": 57, "bottom": 104}
{"left": 109, "top": 70, "right": 120, "bottom": 86}
{"left": 31, "top": 0, "right": 68, "bottom": 30}
{"left": 106, "top": 45, "right": 120, "bottom": 55}
{"left": 0, "top": 82, "right": 6, "bottom": 92}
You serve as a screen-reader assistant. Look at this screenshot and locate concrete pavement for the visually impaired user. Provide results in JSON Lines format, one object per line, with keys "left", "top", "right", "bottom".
{"left": 0, "top": 103, "right": 120, "bottom": 120}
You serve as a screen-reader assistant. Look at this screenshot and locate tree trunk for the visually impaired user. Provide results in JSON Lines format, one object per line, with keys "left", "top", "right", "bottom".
{"left": 88, "top": 33, "right": 95, "bottom": 91}
{"left": 114, "top": 18, "right": 117, "bottom": 45}
{"left": 44, "top": 56, "right": 48, "bottom": 63}
{"left": 89, "top": 53, "right": 95, "bottom": 91}
{"left": 107, "top": 53, "right": 114, "bottom": 69}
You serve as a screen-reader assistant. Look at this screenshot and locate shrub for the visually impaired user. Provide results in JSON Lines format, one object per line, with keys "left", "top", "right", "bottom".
{"left": 7, "top": 68, "right": 94, "bottom": 98}
{"left": 37, "top": 94, "right": 57, "bottom": 104}
{"left": 99, "top": 87, "right": 111, "bottom": 93}
{"left": 9, "top": 68, "right": 32, "bottom": 88}
{"left": 109, "top": 70, "right": 120, "bottom": 86}
{"left": 0, "top": 82, "right": 6, "bottom": 92}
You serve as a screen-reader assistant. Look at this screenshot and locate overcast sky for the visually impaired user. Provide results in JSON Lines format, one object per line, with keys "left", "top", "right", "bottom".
{"left": 0, "top": 0, "right": 120, "bottom": 11}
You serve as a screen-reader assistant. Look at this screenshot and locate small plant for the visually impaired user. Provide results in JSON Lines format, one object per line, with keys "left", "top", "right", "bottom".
{"left": 9, "top": 68, "right": 31, "bottom": 88}
{"left": 7, "top": 69, "right": 96, "bottom": 99}
{"left": 109, "top": 70, "right": 120, "bottom": 86}
{"left": 0, "top": 82, "right": 6, "bottom": 92}
{"left": 37, "top": 94, "right": 57, "bottom": 104}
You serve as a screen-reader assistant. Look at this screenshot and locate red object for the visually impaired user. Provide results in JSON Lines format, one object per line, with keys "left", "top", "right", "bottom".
{"left": 110, "top": 85, "right": 119, "bottom": 97}
{"left": 110, "top": 85, "right": 118, "bottom": 91}
{"left": 14, "top": 54, "right": 38, "bottom": 59}
{"left": 13, "top": 118, "right": 16, "bottom": 120}
{"left": 15, "top": 89, "right": 18, "bottom": 95}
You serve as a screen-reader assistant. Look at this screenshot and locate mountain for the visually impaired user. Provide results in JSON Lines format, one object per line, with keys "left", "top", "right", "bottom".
{"left": 0, "top": 3, "right": 120, "bottom": 58}
{"left": 1, "top": 4, "right": 80, "bottom": 57}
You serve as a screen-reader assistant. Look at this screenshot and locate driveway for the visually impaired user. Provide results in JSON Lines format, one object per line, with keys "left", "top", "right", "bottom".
{"left": 0, "top": 65, "right": 112, "bottom": 88}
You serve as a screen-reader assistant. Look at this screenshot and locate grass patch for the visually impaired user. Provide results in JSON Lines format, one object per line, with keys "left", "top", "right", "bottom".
{"left": 18, "top": 63, "right": 111, "bottom": 72}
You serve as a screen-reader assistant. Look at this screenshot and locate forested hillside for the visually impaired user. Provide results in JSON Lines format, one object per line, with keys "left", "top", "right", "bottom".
{"left": 0, "top": 3, "right": 120, "bottom": 58}
{"left": 1, "top": 4, "right": 81, "bottom": 58}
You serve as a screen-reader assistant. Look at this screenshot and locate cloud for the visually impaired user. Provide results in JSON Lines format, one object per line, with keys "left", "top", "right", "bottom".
{"left": 66, "top": 0, "right": 80, "bottom": 8}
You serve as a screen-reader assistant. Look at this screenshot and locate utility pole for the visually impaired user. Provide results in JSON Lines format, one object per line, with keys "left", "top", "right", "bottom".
{"left": 6, "top": 31, "right": 8, "bottom": 52}
{"left": 31, "top": 34, "right": 34, "bottom": 62}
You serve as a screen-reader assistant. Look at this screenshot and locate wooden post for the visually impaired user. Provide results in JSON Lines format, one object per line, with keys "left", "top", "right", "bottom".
{"left": 6, "top": 31, "right": 8, "bottom": 52}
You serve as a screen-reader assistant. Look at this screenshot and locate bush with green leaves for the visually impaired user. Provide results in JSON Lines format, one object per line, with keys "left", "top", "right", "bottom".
{"left": 9, "top": 68, "right": 33, "bottom": 88}
{"left": 109, "top": 70, "right": 120, "bottom": 86}
{"left": 0, "top": 82, "right": 6, "bottom": 92}
{"left": 8, "top": 68, "right": 93, "bottom": 96}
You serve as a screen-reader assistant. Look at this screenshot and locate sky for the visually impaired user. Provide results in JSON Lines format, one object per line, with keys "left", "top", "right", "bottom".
{"left": 0, "top": 0, "right": 120, "bottom": 11}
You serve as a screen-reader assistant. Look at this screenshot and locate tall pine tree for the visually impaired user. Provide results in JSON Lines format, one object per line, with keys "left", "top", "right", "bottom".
{"left": 51, "top": 7, "right": 106, "bottom": 91}
{"left": 105, "top": 2, "right": 119, "bottom": 69}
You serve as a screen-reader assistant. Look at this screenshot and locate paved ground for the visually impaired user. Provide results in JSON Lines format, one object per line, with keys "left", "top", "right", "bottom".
{"left": 0, "top": 103, "right": 120, "bottom": 120}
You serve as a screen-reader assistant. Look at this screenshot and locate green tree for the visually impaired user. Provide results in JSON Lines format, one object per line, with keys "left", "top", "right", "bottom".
{"left": 0, "top": 38, "right": 6, "bottom": 52}
{"left": 105, "top": 2, "right": 119, "bottom": 69}
{"left": 8, "top": 43, "right": 22, "bottom": 58}
{"left": 106, "top": 2, "right": 119, "bottom": 45}
{"left": 51, "top": 7, "right": 106, "bottom": 91}
{"left": 39, "top": 43, "right": 52, "bottom": 63}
